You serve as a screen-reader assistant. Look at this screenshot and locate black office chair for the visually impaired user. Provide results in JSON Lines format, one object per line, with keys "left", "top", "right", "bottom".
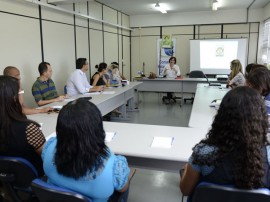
{"left": 0, "top": 156, "right": 39, "bottom": 202}
{"left": 191, "top": 182, "right": 270, "bottom": 202}
{"left": 162, "top": 92, "right": 181, "bottom": 104}
{"left": 31, "top": 178, "right": 92, "bottom": 202}
{"left": 184, "top": 70, "right": 205, "bottom": 104}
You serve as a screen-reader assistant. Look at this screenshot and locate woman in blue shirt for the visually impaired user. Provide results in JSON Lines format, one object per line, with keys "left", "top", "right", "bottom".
{"left": 42, "top": 98, "right": 130, "bottom": 202}
{"left": 180, "top": 86, "right": 270, "bottom": 196}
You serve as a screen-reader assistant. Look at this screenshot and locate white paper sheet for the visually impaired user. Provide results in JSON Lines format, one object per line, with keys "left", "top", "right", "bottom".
{"left": 151, "top": 137, "right": 174, "bottom": 148}
{"left": 105, "top": 132, "right": 116, "bottom": 142}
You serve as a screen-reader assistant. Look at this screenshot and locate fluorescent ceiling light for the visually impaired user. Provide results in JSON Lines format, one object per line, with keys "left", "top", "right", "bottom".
{"left": 155, "top": 3, "right": 167, "bottom": 14}
{"left": 212, "top": 0, "right": 218, "bottom": 11}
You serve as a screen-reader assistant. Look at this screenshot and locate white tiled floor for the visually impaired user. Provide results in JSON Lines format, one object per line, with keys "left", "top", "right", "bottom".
{"left": 112, "top": 92, "right": 192, "bottom": 202}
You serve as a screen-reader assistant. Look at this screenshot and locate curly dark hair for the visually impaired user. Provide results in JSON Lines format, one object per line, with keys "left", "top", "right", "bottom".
{"left": 246, "top": 67, "right": 270, "bottom": 96}
{"left": 55, "top": 98, "right": 109, "bottom": 179}
{"left": 192, "top": 86, "right": 268, "bottom": 189}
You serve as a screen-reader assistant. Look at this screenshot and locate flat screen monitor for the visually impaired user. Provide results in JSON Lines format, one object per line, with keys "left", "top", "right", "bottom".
{"left": 190, "top": 38, "right": 247, "bottom": 75}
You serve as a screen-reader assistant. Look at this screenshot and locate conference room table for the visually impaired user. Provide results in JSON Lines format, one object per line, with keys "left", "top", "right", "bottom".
{"left": 134, "top": 77, "right": 225, "bottom": 106}
{"left": 188, "top": 84, "right": 229, "bottom": 129}
{"left": 28, "top": 114, "right": 208, "bottom": 172}
{"left": 28, "top": 83, "right": 229, "bottom": 172}
{"left": 37, "top": 82, "right": 142, "bottom": 119}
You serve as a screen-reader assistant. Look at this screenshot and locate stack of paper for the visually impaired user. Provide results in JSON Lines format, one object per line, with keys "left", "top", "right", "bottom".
{"left": 105, "top": 132, "right": 116, "bottom": 142}
{"left": 151, "top": 137, "right": 174, "bottom": 149}
{"left": 52, "top": 106, "right": 63, "bottom": 110}
{"left": 102, "top": 91, "right": 115, "bottom": 95}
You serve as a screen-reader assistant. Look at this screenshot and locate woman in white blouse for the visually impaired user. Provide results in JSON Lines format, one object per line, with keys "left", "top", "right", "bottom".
{"left": 227, "top": 59, "right": 245, "bottom": 88}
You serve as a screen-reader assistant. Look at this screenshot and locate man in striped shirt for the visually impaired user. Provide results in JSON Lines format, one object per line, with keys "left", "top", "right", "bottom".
{"left": 3, "top": 66, "right": 52, "bottom": 114}
{"left": 32, "top": 62, "right": 65, "bottom": 106}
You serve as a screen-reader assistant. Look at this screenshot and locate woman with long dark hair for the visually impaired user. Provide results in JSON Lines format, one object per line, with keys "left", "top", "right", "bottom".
{"left": 91, "top": 63, "right": 109, "bottom": 87}
{"left": 42, "top": 98, "right": 131, "bottom": 201}
{"left": 0, "top": 75, "right": 45, "bottom": 176}
{"left": 180, "top": 86, "right": 270, "bottom": 196}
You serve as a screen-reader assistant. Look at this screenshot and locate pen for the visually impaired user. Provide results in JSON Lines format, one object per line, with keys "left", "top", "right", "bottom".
{"left": 171, "top": 137, "right": 175, "bottom": 146}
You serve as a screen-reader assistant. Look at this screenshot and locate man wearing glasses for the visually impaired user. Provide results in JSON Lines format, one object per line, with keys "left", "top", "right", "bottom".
{"left": 3, "top": 66, "right": 52, "bottom": 114}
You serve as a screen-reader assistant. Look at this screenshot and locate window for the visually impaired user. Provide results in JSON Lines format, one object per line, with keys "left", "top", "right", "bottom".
{"left": 261, "top": 19, "right": 270, "bottom": 68}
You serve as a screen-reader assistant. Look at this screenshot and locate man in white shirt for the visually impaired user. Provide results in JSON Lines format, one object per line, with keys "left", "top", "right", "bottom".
{"left": 66, "top": 58, "right": 103, "bottom": 97}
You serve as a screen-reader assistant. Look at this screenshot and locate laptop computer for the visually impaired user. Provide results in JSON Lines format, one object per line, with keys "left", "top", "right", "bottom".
{"left": 204, "top": 74, "right": 222, "bottom": 86}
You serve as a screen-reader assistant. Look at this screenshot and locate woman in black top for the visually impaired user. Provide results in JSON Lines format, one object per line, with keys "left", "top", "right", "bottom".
{"left": 91, "top": 63, "right": 109, "bottom": 87}
{"left": 0, "top": 76, "right": 46, "bottom": 176}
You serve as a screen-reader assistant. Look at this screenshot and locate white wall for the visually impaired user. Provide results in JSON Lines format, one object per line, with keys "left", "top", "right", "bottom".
{"left": 0, "top": 0, "right": 130, "bottom": 108}
{"left": 263, "top": 2, "right": 270, "bottom": 21}
{"left": 130, "top": 9, "right": 263, "bottom": 28}
{"left": 130, "top": 22, "right": 261, "bottom": 77}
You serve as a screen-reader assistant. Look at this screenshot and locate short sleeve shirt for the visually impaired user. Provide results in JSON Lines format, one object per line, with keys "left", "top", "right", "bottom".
{"left": 32, "top": 78, "right": 58, "bottom": 102}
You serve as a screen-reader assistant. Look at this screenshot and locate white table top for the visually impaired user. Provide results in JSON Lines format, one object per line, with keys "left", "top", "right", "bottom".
{"left": 28, "top": 82, "right": 227, "bottom": 171}
{"left": 37, "top": 82, "right": 141, "bottom": 116}
{"left": 188, "top": 84, "right": 229, "bottom": 129}
{"left": 28, "top": 114, "right": 208, "bottom": 163}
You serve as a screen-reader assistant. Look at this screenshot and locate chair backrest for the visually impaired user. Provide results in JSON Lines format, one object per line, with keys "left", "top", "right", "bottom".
{"left": 189, "top": 70, "right": 205, "bottom": 78}
{"left": 0, "top": 156, "right": 39, "bottom": 202}
{"left": 31, "top": 178, "right": 92, "bottom": 202}
{"left": 192, "top": 182, "right": 270, "bottom": 202}
{"left": 0, "top": 156, "right": 38, "bottom": 187}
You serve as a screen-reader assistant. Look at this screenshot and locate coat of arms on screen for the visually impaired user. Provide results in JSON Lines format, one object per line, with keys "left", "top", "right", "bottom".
{"left": 216, "top": 45, "right": 224, "bottom": 57}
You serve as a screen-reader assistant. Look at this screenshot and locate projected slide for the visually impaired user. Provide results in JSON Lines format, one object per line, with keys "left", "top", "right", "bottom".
{"left": 190, "top": 39, "right": 247, "bottom": 75}
{"left": 200, "top": 41, "right": 238, "bottom": 69}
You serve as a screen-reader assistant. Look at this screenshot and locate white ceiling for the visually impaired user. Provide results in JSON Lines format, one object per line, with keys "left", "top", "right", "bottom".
{"left": 48, "top": 0, "right": 270, "bottom": 15}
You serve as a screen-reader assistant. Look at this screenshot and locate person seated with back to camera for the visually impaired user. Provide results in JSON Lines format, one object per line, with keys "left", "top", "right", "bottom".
{"left": 246, "top": 66, "right": 270, "bottom": 133}
{"left": 180, "top": 86, "right": 270, "bottom": 199}
{"left": 245, "top": 63, "right": 267, "bottom": 78}
{"left": 91, "top": 63, "right": 110, "bottom": 87}
{"left": 161, "top": 56, "right": 181, "bottom": 103}
{"left": 0, "top": 75, "right": 46, "bottom": 177}
{"left": 3, "top": 66, "right": 52, "bottom": 114}
{"left": 226, "top": 59, "right": 245, "bottom": 88}
{"left": 42, "top": 98, "right": 133, "bottom": 202}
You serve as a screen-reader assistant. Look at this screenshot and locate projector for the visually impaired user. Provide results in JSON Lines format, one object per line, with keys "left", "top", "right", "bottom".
{"left": 216, "top": 75, "right": 228, "bottom": 82}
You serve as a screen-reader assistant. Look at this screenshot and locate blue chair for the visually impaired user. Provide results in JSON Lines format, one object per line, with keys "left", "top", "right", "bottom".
{"left": 0, "top": 156, "right": 39, "bottom": 202}
{"left": 31, "top": 178, "right": 92, "bottom": 202}
{"left": 191, "top": 182, "right": 270, "bottom": 202}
